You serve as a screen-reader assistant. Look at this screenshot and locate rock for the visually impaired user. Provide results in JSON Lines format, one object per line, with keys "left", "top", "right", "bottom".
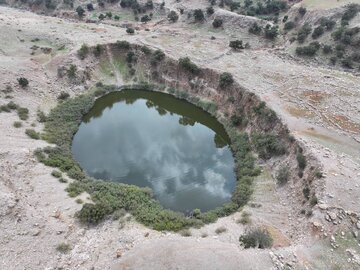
{"left": 352, "top": 230, "right": 358, "bottom": 238}
{"left": 116, "top": 249, "right": 122, "bottom": 258}
{"left": 356, "top": 221, "right": 360, "bottom": 229}
{"left": 329, "top": 212, "right": 337, "bottom": 220}
{"left": 318, "top": 204, "right": 328, "bottom": 210}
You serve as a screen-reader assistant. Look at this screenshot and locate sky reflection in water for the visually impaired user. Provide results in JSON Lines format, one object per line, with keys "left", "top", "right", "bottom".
{"left": 72, "top": 90, "right": 236, "bottom": 212}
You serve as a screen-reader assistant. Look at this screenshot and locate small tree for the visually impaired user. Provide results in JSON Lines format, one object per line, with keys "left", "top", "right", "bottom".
{"left": 194, "top": 9, "right": 205, "bottom": 22}
{"left": 219, "top": 72, "right": 234, "bottom": 88}
{"left": 212, "top": 18, "right": 223, "bottom": 28}
{"left": 17, "top": 77, "right": 29, "bottom": 88}
{"left": 168, "top": 10, "right": 179, "bottom": 22}
{"left": 98, "top": 13, "right": 106, "bottom": 20}
{"left": 312, "top": 26, "right": 324, "bottom": 39}
{"left": 76, "top": 6, "right": 85, "bottom": 18}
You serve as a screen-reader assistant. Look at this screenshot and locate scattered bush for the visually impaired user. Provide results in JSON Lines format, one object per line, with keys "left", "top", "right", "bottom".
{"left": 13, "top": 121, "right": 22, "bottom": 128}
{"left": 17, "top": 107, "right": 29, "bottom": 120}
{"left": 297, "top": 152, "right": 306, "bottom": 170}
{"left": 264, "top": 25, "right": 278, "bottom": 40}
{"left": 194, "top": 9, "right": 205, "bottom": 21}
{"left": 284, "top": 21, "right": 295, "bottom": 31}
{"left": 229, "top": 40, "right": 244, "bottom": 50}
{"left": 25, "top": 129, "right": 40, "bottom": 140}
{"left": 298, "top": 7, "right": 307, "bottom": 16}
{"left": 310, "top": 196, "right": 318, "bottom": 206}
{"left": 322, "top": 45, "right": 332, "bottom": 54}
{"left": 126, "top": 27, "right": 135, "bottom": 34}
{"left": 219, "top": 72, "right": 234, "bottom": 88}
{"left": 78, "top": 43, "right": 89, "bottom": 59}
{"left": 93, "top": 44, "right": 103, "bottom": 57}
{"left": 276, "top": 165, "right": 290, "bottom": 185}
{"left": 239, "top": 228, "right": 273, "bottom": 249}
{"left": 251, "top": 133, "right": 286, "bottom": 159}
{"left": 141, "top": 15, "right": 151, "bottom": 23}
{"left": 296, "top": 42, "right": 320, "bottom": 56}
{"left": 116, "top": 40, "right": 130, "bottom": 50}
{"left": 341, "top": 4, "right": 359, "bottom": 25}
{"left": 57, "top": 91, "right": 70, "bottom": 100}
{"left": 51, "top": 170, "right": 62, "bottom": 178}
{"left": 56, "top": 243, "right": 72, "bottom": 253}
{"left": 178, "top": 57, "right": 200, "bottom": 75}
{"left": 17, "top": 77, "right": 29, "bottom": 88}
{"left": 302, "top": 186, "right": 310, "bottom": 200}
{"left": 249, "top": 22, "right": 262, "bottom": 35}
{"left": 297, "top": 24, "right": 312, "bottom": 43}
{"left": 319, "top": 17, "right": 336, "bottom": 31}
{"left": 212, "top": 18, "right": 223, "bottom": 28}
{"left": 150, "top": 49, "right": 165, "bottom": 65}
{"left": 86, "top": 3, "right": 94, "bottom": 11}
{"left": 76, "top": 6, "right": 85, "bottom": 18}
{"left": 215, "top": 226, "right": 227, "bottom": 234}
{"left": 37, "top": 110, "right": 47, "bottom": 122}
{"left": 207, "top": 6, "right": 215, "bottom": 15}
{"left": 180, "top": 229, "right": 192, "bottom": 237}
{"left": 67, "top": 64, "right": 77, "bottom": 78}
{"left": 238, "top": 211, "right": 251, "bottom": 225}
{"left": 168, "top": 10, "right": 179, "bottom": 22}
{"left": 312, "top": 26, "right": 324, "bottom": 39}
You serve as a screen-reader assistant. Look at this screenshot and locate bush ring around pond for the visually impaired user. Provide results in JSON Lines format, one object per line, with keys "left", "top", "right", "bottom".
{"left": 35, "top": 83, "right": 284, "bottom": 231}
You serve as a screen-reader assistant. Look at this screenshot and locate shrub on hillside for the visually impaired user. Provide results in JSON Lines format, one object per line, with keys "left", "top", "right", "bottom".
{"left": 168, "top": 10, "right": 179, "bottom": 22}
{"left": 212, "top": 18, "right": 223, "bottom": 28}
{"left": 17, "top": 77, "right": 29, "bottom": 88}
{"left": 219, "top": 72, "right": 234, "bottom": 88}
{"left": 239, "top": 228, "right": 273, "bottom": 249}
{"left": 178, "top": 57, "right": 200, "bottom": 75}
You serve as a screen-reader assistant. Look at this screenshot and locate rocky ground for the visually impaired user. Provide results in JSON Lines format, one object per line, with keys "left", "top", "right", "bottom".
{"left": 0, "top": 1, "right": 360, "bottom": 269}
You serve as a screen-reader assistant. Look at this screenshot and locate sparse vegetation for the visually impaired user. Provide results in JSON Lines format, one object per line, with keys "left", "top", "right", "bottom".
{"left": 219, "top": 72, "right": 234, "bottom": 88}
{"left": 17, "top": 77, "right": 29, "bottom": 88}
{"left": 78, "top": 44, "right": 89, "bottom": 59}
{"left": 17, "top": 107, "right": 29, "bottom": 120}
{"left": 251, "top": 133, "right": 286, "bottom": 160}
{"left": 276, "top": 165, "right": 290, "bottom": 185}
{"left": 179, "top": 57, "right": 200, "bottom": 75}
{"left": 56, "top": 243, "right": 72, "bottom": 253}
{"left": 215, "top": 226, "right": 227, "bottom": 234}
{"left": 168, "top": 10, "right": 179, "bottom": 23}
{"left": 13, "top": 121, "right": 22, "bottom": 128}
{"left": 212, "top": 18, "right": 223, "bottom": 28}
{"left": 25, "top": 129, "right": 40, "bottom": 140}
{"left": 239, "top": 228, "right": 273, "bottom": 249}
{"left": 229, "top": 40, "right": 244, "bottom": 50}
{"left": 237, "top": 211, "right": 251, "bottom": 225}
{"left": 51, "top": 170, "right": 62, "bottom": 178}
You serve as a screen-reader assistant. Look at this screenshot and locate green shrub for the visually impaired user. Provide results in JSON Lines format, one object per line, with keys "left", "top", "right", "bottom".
{"left": 229, "top": 40, "right": 244, "bottom": 50}
{"left": 298, "top": 7, "right": 306, "bottom": 16}
{"left": 67, "top": 64, "right": 77, "bottom": 79}
{"left": 37, "top": 110, "right": 47, "bottom": 122}
{"left": 296, "top": 152, "right": 306, "bottom": 170}
{"left": 168, "top": 10, "right": 179, "bottom": 22}
{"left": 207, "top": 6, "right": 214, "bottom": 15}
{"left": 93, "top": 44, "right": 103, "bottom": 57}
{"left": 264, "top": 25, "right": 278, "bottom": 40}
{"left": 25, "top": 129, "right": 40, "bottom": 140}
{"left": 17, "top": 107, "right": 29, "bottom": 120}
{"left": 215, "top": 226, "right": 227, "bottom": 234}
{"left": 17, "top": 77, "right": 29, "bottom": 88}
{"left": 296, "top": 42, "right": 320, "bottom": 56}
{"left": 297, "top": 23, "right": 312, "bottom": 43}
{"left": 57, "top": 91, "right": 70, "bottom": 100}
{"left": 284, "top": 21, "right": 295, "bottom": 31}
{"left": 341, "top": 4, "right": 359, "bottom": 25}
{"left": 56, "top": 243, "right": 72, "bottom": 253}
{"left": 238, "top": 211, "right": 251, "bottom": 225}
{"left": 322, "top": 45, "right": 332, "bottom": 54}
{"left": 239, "top": 228, "right": 273, "bottom": 249}
{"left": 116, "top": 40, "right": 131, "bottom": 50}
{"left": 126, "top": 27, "right": 135, "bottom": 34}
{"left": 312, "top": 26, "right": 324, "bottom": 39}
{"left": 76, "top": 6, "right": 85, "bottom": 18}
{"left": 13, "top": 121, "right": 22, "bottom": 128}
{"left": 212, "top": 18, "right": 223, "bottom": 28}
{"left": 180, "top": 229, "right": 192, "bottom": 237}
{"left": 78, "top": 43, "right": 89, "bottom": 59}
{"left": 51, "top": 170, "right": 62, "bottom": 178}
{"left": 249, "top": 22, "right": 262, "bottom": 35}
{"left": 310, "top": 196, "right": 318, "bottom": 206}
{"left": 251, "top": 133, "right": 286, "bottom": 159}
{"left": 150, "top": 49, "right": 165, "bottom": 65}
{"left": 194, "top": 9, "right": 205, "bottom": 21}
{"left": 302, "top": 186, "right": 310, "bottom": 200}
{"left": 219, "top": 72, "right": 234, "bottom": 88}
{"left": 276, "top": 165, "right": 290, "bottom": 185}
{"left": 178, "top": 57, "right": 200, "bottom": 75}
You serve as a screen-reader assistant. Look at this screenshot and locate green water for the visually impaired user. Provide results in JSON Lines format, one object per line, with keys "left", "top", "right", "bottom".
{"left": 72, "top": 90, "right": 236, "bottom": 213}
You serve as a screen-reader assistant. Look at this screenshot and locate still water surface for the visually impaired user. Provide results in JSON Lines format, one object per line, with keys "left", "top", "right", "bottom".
{"left": 72, "top": 90, "right": 236, "bottom": 212}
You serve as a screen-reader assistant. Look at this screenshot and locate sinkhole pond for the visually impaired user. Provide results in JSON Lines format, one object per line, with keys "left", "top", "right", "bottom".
{"left": 72, "top": 89, "right": 236, "bottom": 213}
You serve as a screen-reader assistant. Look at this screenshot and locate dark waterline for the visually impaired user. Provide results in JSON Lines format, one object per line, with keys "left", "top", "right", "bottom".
{"left": 72, "top": 90, "right": 236, "bottom": 213}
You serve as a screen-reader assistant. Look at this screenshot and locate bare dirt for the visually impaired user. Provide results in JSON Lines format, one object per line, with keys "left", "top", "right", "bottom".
{"left": 0, "top": 1, "right": 360, "bottom": 269}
